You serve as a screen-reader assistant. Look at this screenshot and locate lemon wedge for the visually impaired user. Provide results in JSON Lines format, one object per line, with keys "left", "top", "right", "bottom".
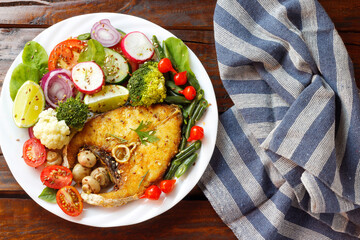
{"left": 84, "top": 85, "right": 129, "bottom": 113}
{"left": 12, "top": 80, "right": 45, "bottom": 128}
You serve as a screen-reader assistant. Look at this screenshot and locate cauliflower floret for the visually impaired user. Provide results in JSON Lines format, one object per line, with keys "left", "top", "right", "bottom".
{"left": 33, "top": 108, "right": 71, "bottom": 149}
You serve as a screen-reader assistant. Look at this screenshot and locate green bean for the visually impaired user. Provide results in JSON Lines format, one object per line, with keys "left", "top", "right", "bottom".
{"left": 183, "top": 98, "right": 197, "bottom": 119}
{"left": 194, "top": 99, "right": 208, "bottom": 121}
{"left": 77, "top": 33, "right": 91, "bottom": 40}
{"left": 164, "top": 96, "right": 191, "bottom": 105}
{"left": 152, "top": 35, "right": 166, "bottom": 59}
{"left": 175, "top": 153, "right": 198, "bottom": 178}
{"left": 179, "top": 136, "right": 187, "bottom": 151}
{"left": 197, "top": 89, "right": 205, "bottom": 101}
{"left": 176, "top": 140, "right": 201, "bottom": 159}
{"left": 164, "top": 155, "right": 186, "bottom": 179}
{"left": 165, "top": 80, "right": 183, "bottom": 93}
{"left": 185, "top": 117, "right": 195, "bottom": 139}
{"left": 167, "top": 89, "right": 182, "bottom": 97}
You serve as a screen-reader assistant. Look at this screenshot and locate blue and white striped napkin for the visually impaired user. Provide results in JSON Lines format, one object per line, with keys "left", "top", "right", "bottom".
{"left": 198, "top": 0, "right": 360, "bottom": 239}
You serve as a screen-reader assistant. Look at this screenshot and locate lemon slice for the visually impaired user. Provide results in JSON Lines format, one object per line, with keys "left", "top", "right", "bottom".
{"left": 13, "top": 80, "right": 45, "bottom": 128}
{"left": 84, "top": 85, "right": 129, "bottom": 113}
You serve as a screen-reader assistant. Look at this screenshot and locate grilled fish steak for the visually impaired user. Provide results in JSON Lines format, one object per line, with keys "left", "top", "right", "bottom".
{"left": 64, "top": 104, "right": 182, "bottom": 207}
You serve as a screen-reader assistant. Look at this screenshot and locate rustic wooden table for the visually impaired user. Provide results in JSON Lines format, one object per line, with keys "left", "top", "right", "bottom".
{"left": 0, "top": 1, "right": 359, "bottom": 239}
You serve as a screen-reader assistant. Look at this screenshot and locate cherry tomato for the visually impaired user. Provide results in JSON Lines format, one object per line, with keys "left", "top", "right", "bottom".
{"left": 187, "top": 126, "right": 204, "bottom": 142}
{"left": 48, "top": 39, "right": 86, "bottom": 71}
{"left": 40, "top": 165, "right": 73, "bottom": 189}
{"left": 22, "top": 138, "right": 46, "bottom": 167}
{"left": 179, "top": 86, "right": 196, "bottom": 100}
{"left": 159, "top": 179, "right": 176, "bottom": 194}
{"left": 56, "top": 186, "right": 83, "bottom": 217}
{"left": 174, "top": 71, "right": 187, "bottom": 85}
{"left": 140, "top": 185, "right": 162, "bottom": 200}
{"left": 158, "top": 58, "right": 177, "bottom": 74}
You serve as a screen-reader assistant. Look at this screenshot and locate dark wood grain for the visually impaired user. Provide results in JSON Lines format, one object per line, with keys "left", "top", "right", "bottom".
{"left": 0, "top": 0, "right": 216, "bottom": 29}
{"left": 0, "top": 198, "right": 236, "bottom": 240}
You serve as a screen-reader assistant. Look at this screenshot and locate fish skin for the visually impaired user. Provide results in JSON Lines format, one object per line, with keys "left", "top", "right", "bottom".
{"left": 65, "top": 104, "right": 183, "bottom": 207}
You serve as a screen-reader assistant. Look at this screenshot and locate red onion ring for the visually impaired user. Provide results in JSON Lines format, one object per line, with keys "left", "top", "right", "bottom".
{"left": 90, "top": 19, "right": 121, "bottom": 47}
{"left": 40, "top": 69, "right": 75, "bottom": 108}
{"left": 28, "top": 126, "right": 35, "bottom": 139}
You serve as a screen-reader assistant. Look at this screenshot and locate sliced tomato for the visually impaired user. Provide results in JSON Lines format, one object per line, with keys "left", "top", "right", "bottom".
{"left": 56, "top": 186, "right": 83, "bottom": 217}
{"left": 40, "top": 165, "right": 73, "bottom": 189}
{"left": 48, "top": 39, "right": 86, "bottom": 71}
{"left": 23, "top": 138, "right": 46, "bottom": 167}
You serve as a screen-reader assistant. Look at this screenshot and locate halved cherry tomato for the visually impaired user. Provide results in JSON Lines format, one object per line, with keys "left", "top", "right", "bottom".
{"left": 179, "top": 86, "right": 196, "bottom": 100}
{"left": 158, "top": 58, "right": 177, "bottom": 74}
{"left": 174, "top": 71, "right": 187, "bottom": 85}
{"left": 56, "top": 186, "right": 83, "bottom": 217}
{"left": 187, "top": 126, "right": 204, "bottom": 142}
{"left": 48, "top": 39, "right": 86, "bottom": 71}
{"left": 140, "top": 185, "right": 162, "bottom": 200}
{"left": 159, "top": 179, "right": 176, "bottom": 194}
{"left": 40, "top": 165, "right": 73, "bottom": 189}
{"left": 23, "top": 138, "right": 46, "bottom": 167}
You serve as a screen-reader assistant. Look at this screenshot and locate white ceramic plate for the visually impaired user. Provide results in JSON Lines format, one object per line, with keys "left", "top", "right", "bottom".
{"left": 0, "top": 13, "right": 218, "bottom": 227}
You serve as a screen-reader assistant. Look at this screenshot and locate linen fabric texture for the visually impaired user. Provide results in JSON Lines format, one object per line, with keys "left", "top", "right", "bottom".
{"left": 198, "top": 0, "right": 360, "bottom": 239}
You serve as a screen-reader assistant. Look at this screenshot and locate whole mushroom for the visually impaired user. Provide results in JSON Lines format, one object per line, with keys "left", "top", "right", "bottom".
{"left": 82, "top": 176, "right": 101, "bottom": 194}
{"left": 91, "top": 167, "right": 110, "bottom": 188}
{"left": 77, "top": 150, "right": 97, "bottom": 168}
{"left": 72, "top": 163, "right": 91, "bottom": 183}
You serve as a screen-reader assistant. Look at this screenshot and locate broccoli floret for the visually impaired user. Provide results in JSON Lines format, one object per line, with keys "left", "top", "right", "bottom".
{"left": 127, "top": 61, "right": 166, "bottom": 107}
{"left": 56, "top": 97, "right": 90, "bottom": 130}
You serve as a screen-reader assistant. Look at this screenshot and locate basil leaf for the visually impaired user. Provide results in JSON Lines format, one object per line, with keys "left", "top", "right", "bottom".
{"left": 164, "top": 37, "right": 200, "bottom": 90}
{"left": 22, "top": 41, "right": 48, "bottom": 76}
{"left": 38, "top": 187, "right": 57, "bottom": 203}
{"left": 78, "top": 39, "right": 105, "bottom": 66}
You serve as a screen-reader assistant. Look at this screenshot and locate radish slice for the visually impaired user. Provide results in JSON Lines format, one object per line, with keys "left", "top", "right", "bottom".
{"left": 91, "top": 19, "right": 121, "bottom": 47}
{"left": 71, "top": 62, "right": 104, "bottom": 94}
{"left": 40, "top": 69, "right": 75, "bottom": 108}
{"left": 120, "top": 31, "right": 155, "bottom": 64}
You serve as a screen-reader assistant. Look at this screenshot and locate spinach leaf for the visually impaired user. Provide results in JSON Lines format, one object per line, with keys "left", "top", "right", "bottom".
{"left": 164, "top": 37, "right": 200, "bottom": 90}
{"left": 38, "top": 187, "right": 57, "bottom": 203}
{"left": 22, "top": 41, "right": 48, "bottom": 76}
{"left": 9, "top": 63, "right": 40, "bottom": 100}
{"left": 78, "top": 39, "right": 105, "bottom": 66}
{"left": 77, "top": 33, "right": 91, "bottom": 40}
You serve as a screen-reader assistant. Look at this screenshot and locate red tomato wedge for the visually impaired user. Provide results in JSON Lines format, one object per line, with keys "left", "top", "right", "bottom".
{"left": 40, "top": 165, "right": 73, "bottom": 189}
{"left": 56, "top": 186, "right": 83, "bottom": 217}
{"left": 23, "top": 138, "right": 46, "bottom": 167}
{"left": 48, "top": 39, "right": 86, "bottom": 71}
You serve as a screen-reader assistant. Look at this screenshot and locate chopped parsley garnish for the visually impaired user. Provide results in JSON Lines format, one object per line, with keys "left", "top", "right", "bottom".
{"left": 131, "top": 121, "right": 159, "bottom": 145}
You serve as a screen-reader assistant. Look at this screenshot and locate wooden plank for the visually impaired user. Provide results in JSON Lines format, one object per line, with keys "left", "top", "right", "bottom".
{"left": 319, "top": 0, "right": 360, "bottom": 32}
{"left": 0, "top": 0, "right": 216, "bottom": 29}
{"left": 0, "top": 198, "right": 236, "bottom": 239}
{"left": 0, "top": 0, "right": 358, "bottom": 33}
{"left": 0, "top": 153, "right": 23, "bottom": 193}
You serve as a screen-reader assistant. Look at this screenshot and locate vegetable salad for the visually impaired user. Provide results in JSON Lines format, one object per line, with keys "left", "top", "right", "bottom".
{"left": 10, "top": 18, "right": 208, "bottom": 217}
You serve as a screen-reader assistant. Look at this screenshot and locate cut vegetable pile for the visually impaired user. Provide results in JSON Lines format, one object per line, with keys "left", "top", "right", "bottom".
{"left": 10, "top": 18, "right": 209, "bottom": 217}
